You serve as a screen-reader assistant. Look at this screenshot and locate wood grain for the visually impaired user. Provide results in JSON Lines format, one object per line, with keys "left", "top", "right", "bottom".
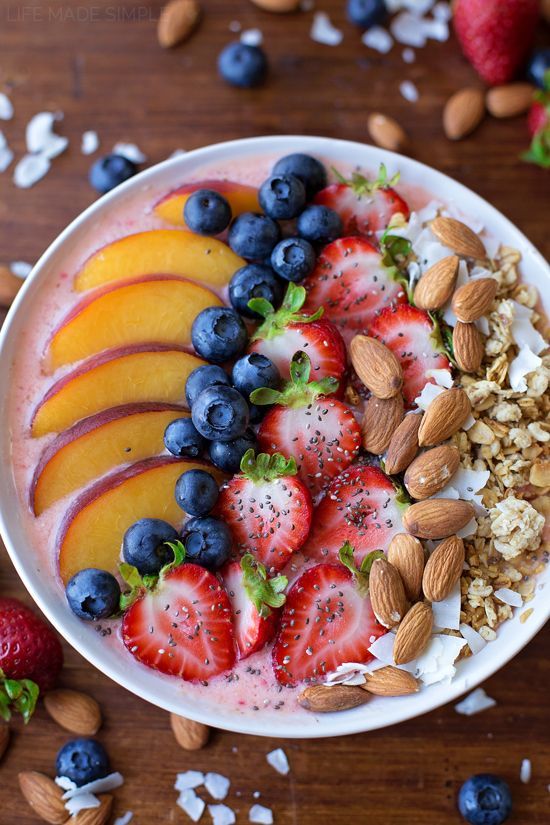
{"left": 0, "top": 1, "right": 549, "bottom": 822}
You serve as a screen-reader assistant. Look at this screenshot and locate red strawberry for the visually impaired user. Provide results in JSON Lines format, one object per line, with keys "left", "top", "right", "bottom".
{"left": 272, "top": 545, "right": 386, "bottom": 686}
{"left": 248, "top": 282, "right": 346, "bottom": 387}
{"left": 302, "top": 465, "right": 408, "bottom": 567}
{"left": 302, "top": 237, "right": 407, "bottom": 344}
{"left": 314, "top": 165, "right": 410, "bottom": 238}
{"left": 528, "top": 101, "right": 548, "bottom": 137}
{"left": 222, "top": 554, "right": 287, "bottom": 660}
{"left": 368, "top": 304, "right": 452, "bottom": 407}
{"left": 453, "top": 0, "right": 540, "bottom": 86}
{"left": 524, "top": 84, "right": 550, "bottom": 169}
{"left": 253, "top": 352, "right": 361, "bottom": 498}
{"left": 216, "top": 450, "right": 312, "bottom": 573}
{"left": 122, "top": 550, "right": 235, "bottom": 682}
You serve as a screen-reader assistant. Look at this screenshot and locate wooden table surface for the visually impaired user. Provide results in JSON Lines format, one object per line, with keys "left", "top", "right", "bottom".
{"left": 0, "top": 2, "right": 549, "bottom": 823}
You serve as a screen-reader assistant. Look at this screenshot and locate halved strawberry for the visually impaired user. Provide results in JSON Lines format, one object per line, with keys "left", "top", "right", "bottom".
{"left": 302, "top": 465, "right": 408, "bottom": 567}
{"left": 248, "top": 283, "right": 347, "bottom": 387}
{"left": 253, "top": 352, "right": 361, "bottom": 498}
{"left": 368, "top": 303, "right": 452, "bottom": 407}
{"left": 222, "top": 554, "right": 287, "bottom": 660}
{"left": 272, "top": 545, "right": 386, "bottom": 686}
{"left": 121, "top": 544, "right": 235, "bottom": 682}
{"left": 302, "top": 237, "right": 407, "bottom": 344}
{"left": 313, "top": 165, "right": 410, "bottom": 238}
{"left": 216, "top": 450, "right": 312, "bottom": 573}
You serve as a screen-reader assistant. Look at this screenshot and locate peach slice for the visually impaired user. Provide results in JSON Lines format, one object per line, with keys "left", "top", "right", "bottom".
{"left": 154, "top": 180, "right": 260, "bottom": 227}
{"left": 45, "top": 277, "right": 222, "bottom": 372}
{"left": 73, "top": 229, "right": 245, "bottom": 292}
{"left": 31, "top": 403, "right": 187, "bottom": 515}
{"left": 57, "top": 456, "right": 220, "bottom": 583}
{"left": 31, "top": 345, "right": 204, "bottom": 438}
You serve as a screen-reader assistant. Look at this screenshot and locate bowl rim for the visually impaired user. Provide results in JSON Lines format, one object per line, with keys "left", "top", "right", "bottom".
{"left": 1, "top": 134, "right": 548, "bottom": 739}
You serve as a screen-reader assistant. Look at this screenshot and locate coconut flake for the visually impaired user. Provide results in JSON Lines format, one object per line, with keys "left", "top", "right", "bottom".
{"left": 511, "top": 301, "right": 546, "bottom": 354}
{"left": 436, "top": 468, "right": 490, "bottom": 506}
{"left": 112, "top": 142, "right": 146, "bottom": 163}
{"left": 368, "top": 632, "right": 416, "bottom": 673}
{"left": 240, "top": 28, "right": 263, "bottom": 46}
{"left": 494, "top": 588, "right": 523, "bottom": 608}
{"left": 204, "top": 773, "right": 230, "bottom": 801}
{"left": 461, "top": 413, "right": 476, "bottom": 432}
{"left": 178, "top": 789, "right": 206, "bottom": 822}
{"left": 65, "top": 794, "right": 101, "bottom": 815}
{"left": 460, "top": 622, "right": 487, "bottom": 655}
{"left": 55, "top": 776, "right": 77, "bottom": 791}
{"left": 310, "top": 12, "right": 343, "bottom": 46}
{"left": 509, "top": 346, "right": 542, "bottom": 393}
{"left": 426, "top": 368, "right": 453, "bottom": 388}
{"left": 402, "top": 47, "right": 415, "bottom": 63}
{"left": 414, "top": 635, "right": 467, "bottom": 685}
{"left": 10, "top": 261, "right": 32, "bottom": 279}
{"left": 414, "top": 381, "right": 444, "bottom": 411}
{"left": 455, "top": 687, "right": 497, "bottom": 716}
{"left": 62, "top": 772, "right": 124, "bottom": 800}
{"left": 362, "top": 26, "right": 393, "bottom": 54}
{"left": 209, "top": 803, "right": 236, "bottom": 825}
{"left": 249, "top": 804, "right": 273, "bottom": 824}
{"left": 391, "top": 12, "right": 427, "bottom": 47}
{"left": 432, "top": 582, "right": 461, "bottom": 631}
{"left": 0, "top": 93, "right": 14, "bottom": 120}
{"left": 475, "top": 315, "right": 490, "bottom": 336}
{"left": 81, "top": 130, "right": 100, "bottom": 155}
{"left": 114, "top": 814, "right": 134, "bottom": 825}
{"left": 399, "top": 80, "right": 419, "bottom": 102}
{"left": 13, "top": 154, "right": 51, "bottom": 188}
{"left": 26, "top": 112, "right": 68, "bottom": 158}
{"left": 520, "top": 758, "right": 532, "bottom": 784}
{"left": 0, "top": 131, "right": 13, "bottom": 172}
{"left": 229, "top": 20, "right": 241, "bottom": 33}
{"left": 420, "top": 16, "right": 448, "bottom": 42}
{"left": 456, "top": 517, "right": 478, "bottom": 539}
{"left": 266, "top": 748, "right": 289, "bottom": 776}
{"left": 175, "top": 771, "right": 205, "bottom": 791}
{"left": 433, "top": 1, "right": 452, "bottom": 20}
{"left": 324, "top": 662, "right": 370, "bottom": 686}
{"left": 169, "top": 148, "right": 187, "bottom": 158}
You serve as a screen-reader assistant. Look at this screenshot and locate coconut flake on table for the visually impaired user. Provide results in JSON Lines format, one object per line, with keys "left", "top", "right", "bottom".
{"left": 0, "top": 130, "right": 13, "bottom": 172}
{"left": 433, "top": 1, "right": 452, "bottom": 21}
{"left": 62, "top": 772, "right": 124, "bottom": 800}
{"left": 310, "top": 12, "right": 343, "bottom": 46}
{"left": 65, "top": 794, "right": 101, "bottom": 815}
{"left": 10, "top": 261, "right": 33, "bottom": 279}
{"left": 112, "top": 142, "right": 147, "bottom": 163}
{"left": 494, "top": 588, "right": 523, "bottom": 608}
{"left": 508, "top": 347, "right": 542, "bottom": 393}
{"left": 432, "top": 581, "right": 461, "bottom": 631}
{"left": 414, "top": 635, "right": 467, "bottom": 685}
{"left": 26, "top": 111, "right": 68, "bottom": 159}
{"left": 114, "top": 814, "right": 134, "bottom": 825}
{"left": 402, "top": 47, "right": 415, "bottom": 63}
{"left": 209, "top": 803, "right": 236, "bottom": 825}
{"left": 511, "top": 301, "right": 546, "bottom": 354}
{"left": 178, "top": 788, "right": 206, "bottom": 822}
{"left": 520, "top": 758, "right": 532, "bottom": 784}
{"left": 390, "top": 12, "right": 427, "bottom": 47}
{"left": 361, "top": 26, "right": 393, "bottom": 54}
{"left": 81, "top": 130, "right": 100, "bottom": 155}
{"left": 204, "top": 772, "right": 231, "bottom": 801}
{"left": 399, "top": 80, "right": 419, "bottom": 103}
{"left": 419, "top": 16, "right": 449, "bottom": 42}
{"left": 266, "top": 748, "right": 290, "bottom": 776}
{"left": 0, "top": 93, "right": 13, "bottom": 120}
{"left": 175, "top": 771, "right": 206, "bottom": 791}
{"left": 229, "top": 20, "right": 241, "bottom": 33}
{"left": 240, "top": 28, "right": 263, "bottom": 46}
{"left": 249, "top": 804, "right": 274, "bottom": 825}
{"left": 455, "top": 687, "right": 497, "bottom": 716}
{"left": 13, "top": 153, "right": 51, "bottom": 188}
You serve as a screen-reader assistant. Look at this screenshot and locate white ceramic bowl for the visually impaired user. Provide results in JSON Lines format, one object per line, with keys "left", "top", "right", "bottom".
{"left": 1, "top": 136, "right": 548, "bottom": 738}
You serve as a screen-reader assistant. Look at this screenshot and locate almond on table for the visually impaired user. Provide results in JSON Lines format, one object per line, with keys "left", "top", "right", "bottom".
{"left": 44, "top": 689, "right": 102, "bottom": 735}
{"left": 443, "top": 87, "right": 486, "bottom": 141}
{"left": 170, "top": 714, "right": 210, "bottom": 750}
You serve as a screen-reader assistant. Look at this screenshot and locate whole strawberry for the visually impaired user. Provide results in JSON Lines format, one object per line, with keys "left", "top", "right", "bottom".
{"left": 453, "top": 0, "right": 539, "bottom": 86}
{"left": 524, "top": 75, "right": 550, "bottom": 168}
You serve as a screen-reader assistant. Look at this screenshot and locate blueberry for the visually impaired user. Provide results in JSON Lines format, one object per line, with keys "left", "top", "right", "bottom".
{"left": 228, "top": 212, "right": 281, "bottom": 261}
{"left": 248, "top": 403, "right": 267, "bottom": 424}
{"left": 65, "top": 569, "right": 121, "bottom": 621}
{"left": 270, "top": 237, "right": 316, "bottom": 282}
{"left": 164, "top": 417, "right": 206, "bottom": 459}
{"left": 183, "top": 188, "right": 232, "bottom": 236}
{"left": 526, "top": 47, "right": 550, "bottom": 89}
{"left": 272, "top": 153, "right": 327, "bottom": 198}
{"left": 122, "top": 518, "right": 178, "bottom": 576}
{"left": 346, "top": 0, "right": 387, "bottom": 29}
{"left": 229, "top": 263, "right": 283, "bottom": 318}
{"left": 89, "top": 154, "right": 138, "bottom": 194}
{"left": 297, "top": 204, "right": 343, "bottom": 245}
{"left": 458, "top": 775, "right": 512, "bottom": 825}
{"left": 218, "top": 42, "right": 268, "bottom": 88}
{"left": 192, "top": 384, "right": 249, "bottom": 441}
{"left": 208, "top": 428, "right": 257, "bottom": 473}
{"left": 259, "top": 174, "right": 306, "bottom": 220}
{"left": 185, "top": 364, "right": 231, "bottom": 408}
{"left": 181, "top": 516, "right": 232, "bottom": 570}
{"left": 191, "top": 306, "right": 248, "bottom": 363}
{"left": 175, "top": 469, "right": 219, "bottom": 517}
{"left": 56, "top": 738, "right": 110, "bottom": 787}
{"left": 232, "top": 353, "right": 280, "bottom": 400}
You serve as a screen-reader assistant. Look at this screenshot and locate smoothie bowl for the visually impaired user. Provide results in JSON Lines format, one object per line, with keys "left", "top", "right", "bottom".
{"left": 0, "top": 136, "right": 548, "bottom": 738}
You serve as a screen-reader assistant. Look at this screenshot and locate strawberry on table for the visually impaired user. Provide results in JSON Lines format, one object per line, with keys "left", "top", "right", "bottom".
{"left": 222, "top": 554, "right": 287, "bottom": 659}
{"left": 216, "top": 450, "right": 312, "bottom": 573}
{"left": 272, "top": 543, "right": 387, "bottom": 686}
{"left": 523, "top": 76, "right": 550, "bottom": 169}
{"left": 252, "top": 352, "right": 361, "bottom": 498}
{"left": 248, "top": 282, "right": 347, "bottom": 387}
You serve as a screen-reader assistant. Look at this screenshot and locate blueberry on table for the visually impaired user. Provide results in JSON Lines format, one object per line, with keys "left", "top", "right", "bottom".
{"left": 232, "top": 353, "right": 280, "bottom": 399}
{"left": 259, "top": 173, "right": 306, "bottom": 220}
{"left": 122, "top": 518, "right": 178, "bottom": 575}
{"left": 185, "top": 364, "right": 231, "bottom": 408}
{"left": 218, "top": 42, "right": 268, "bottom": 88}
{"left": 89, "top": 154, "right": 138, "bottom": 194}
{"left": 191, "top": 306, "right": 248, "bottom": 363}
{"left": 526, "top": 48, "right": 550, "bottom": 89}
{"left": 65, "top": 568, "right": 121, "bottom": 621}
{"left": 272, "top": 153, "right": 327, "bottom": 198}
{"left": 297, "top": 204, "right": 343, "bottom": 245}
{"left": 181, "top": 516, "right": 232, "bottom": 570}
{"left": 229, "top": 263, "right": 283, "bottom": 318}
{"left": 228, "top": 212, "right": 281, "bottom": 261}
{"left": 164, "top": 417, "right": 206, "bottom": 458}
{"left": 56, "top": 738, "right": 111, "bottom": 786}
{"left": 458, "top": 774, "right": 512, "bottom": 825}
{"left": 209, "top": 428, "right": 257, "bottom": 473}
{"left": 192, "top": 384, "right": 249, "bottom": 441}
{"left": 175, "top": 468, "right": 219, "bottom": 517}
{"left": 183, "top": 188, "right": 232, "bottom": 236}
{"left": 346, "top": 0, "right": 387, "bottom": 29}
{"left": 270, "top": 237, "right": 316, "bottom": 282}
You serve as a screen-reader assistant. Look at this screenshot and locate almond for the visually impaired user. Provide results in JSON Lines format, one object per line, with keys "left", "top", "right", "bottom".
{"left": 418, "top": 387, "right": 471, "bottom": 447}
{"left": 403, "top": 499, "right": 474, "bottom": 540}
{"left": 361, "top": 393, "right": 404, "bottom": 455}
{"left": 298, "top": 684, "right": 369, "bottom": 712}
{"left": 385, "top": 413, "right": 422, "bottom": 475}
{"left": 404, "top": 444, "right": 460, "bottom": 500}
{"left": 529, "top": 459, "right": 550, "bottom": 488}
{"left": 369, "top": 558, "right": 408, "bottom": 629}
{"left": 18, "top": 771, "right": 69, "bottom": 824}
{"left": 394, "top": 601, "right": 433, "bottom": 664}
{"left": 0, "top": 724, "right": 9, "bottom": 761}
{"left": 157, "top": 0, "right": 201, "bottom": 48}
{"left": 170, "top": 713, "right": 209, "bottom": 750}
{"left": 453, "top": 321, "right": 484, "bottom": 373}
{"left": 350, "top": 335, "right": 403, "bottom": 399}
{"left": 387, "top": 533, "right": 425, "bottom": 601}
{"left": 544, "top": 0, "right": 550, "bottom": 23}
{"left": 430, "top": 216, "right": 486, "bottom": 260}
{"left": 249, "top": 0, "right": 301, "bottom": 10}
{"left": 443, "top": 87, "right": 485, "bottom": 140}
{"left": 44, "top": 689, "right": 102, "bottom": 736}
{"left": 73, "top": 795, "right": 113, "bottom": 825}
{"left": 363, "top": 666, "right": 420, "bottom": 696}
{"left": 422, "top": 535, "right": 465, "bottom": 601}
{"left": 452, "top": 277, "right": 497, "bottom": 323}
{"left": 486, "top": 83, "right": 534, "bottom": 118}
{"left": 413, "top": 255, "right": 460, "bottom": 310}
{"left": 0, "top": 264, "right": 23, "bottom": 306}
{"left": 367, "top": 112, "right": 409, "bottom": 152}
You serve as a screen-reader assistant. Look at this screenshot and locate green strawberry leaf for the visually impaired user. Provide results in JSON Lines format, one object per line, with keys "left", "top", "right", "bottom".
{"left": 0, "top": 669, "right": 39, "bottom": 724}
{"left": 240, "top": 449, "right": 297, "bottom": 483}
{"left": 251, "top": 351, "right": 339, "bottom": 408}
{"left": 379, "top": 230, "right": 414, "bottom": 302}
{"left": 241, "top": 554, "right": 288, "bottom": 619}
{"left": 119, "top": 540, "right": 187, "bottom": 611}
{"left": 250, "top": 283, "right": 323, "bottom": 342}
{"left": 429, "top": 310, "right": 458, "bottom": 368}
{"left": 521, "top": 125, "right": 550, "bottom": 170}
{"left": 332, "top": 163, "right": 400, "bottom": 197}
{"left": 338, "top": 542, "right": 384, "bottom": 598}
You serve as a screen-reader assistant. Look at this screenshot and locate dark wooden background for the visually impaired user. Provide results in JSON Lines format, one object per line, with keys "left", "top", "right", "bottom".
{"left": 0, "top": 2, "right": 549, "bottom": 822}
